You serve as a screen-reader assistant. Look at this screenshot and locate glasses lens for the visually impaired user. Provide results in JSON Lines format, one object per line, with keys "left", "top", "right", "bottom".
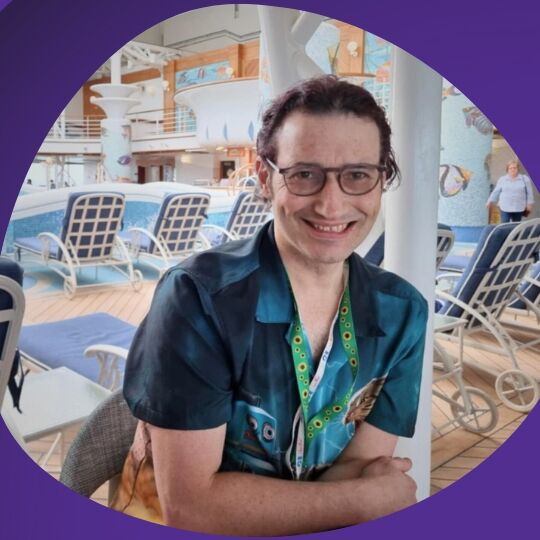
{"left": 283, "top": 166, "right": 325, "bottom": 195}
{"left": 341, "top": 165, "right": 381, "bottom": 194}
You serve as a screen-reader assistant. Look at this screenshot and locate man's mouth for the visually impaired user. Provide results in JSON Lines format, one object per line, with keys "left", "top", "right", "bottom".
{"left": 305, "top": 220, "right": 353, "bottom": 234}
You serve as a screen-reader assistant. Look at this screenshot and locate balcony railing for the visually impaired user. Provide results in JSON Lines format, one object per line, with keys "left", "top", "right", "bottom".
{"left": 46, "top": 117, "right": 102, "bottom": 139}
{"left": 45, "top": 107, "right": 197, "bottom": 141}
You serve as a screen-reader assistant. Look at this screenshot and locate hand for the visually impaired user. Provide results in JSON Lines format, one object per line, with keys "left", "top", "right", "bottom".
{"left": 486, "top": 201, "right": 492, "bottom": 208}
{"left": 357, "top": 457, "right": 417, "bottom": 520}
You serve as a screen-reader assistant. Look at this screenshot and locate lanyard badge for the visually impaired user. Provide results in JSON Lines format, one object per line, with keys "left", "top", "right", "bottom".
{"left": 290, "top": 285, "right": 359, "bottom": 479}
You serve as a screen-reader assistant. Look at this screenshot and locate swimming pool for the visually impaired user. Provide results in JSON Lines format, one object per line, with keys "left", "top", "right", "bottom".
{"left": 3, "top": 182, "right": 236, "bottom": 254}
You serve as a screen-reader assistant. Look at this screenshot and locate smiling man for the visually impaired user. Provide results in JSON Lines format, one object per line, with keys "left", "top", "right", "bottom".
{"left": 121, "top": 75, "right": 428, "bottom": 535}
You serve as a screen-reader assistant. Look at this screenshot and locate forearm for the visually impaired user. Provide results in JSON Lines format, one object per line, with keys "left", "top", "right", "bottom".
{"left": 161, "top": 471, "right": 381, "bottom": 535}
{"left": 488, "top": 187, "right": 501, "bottom": 203}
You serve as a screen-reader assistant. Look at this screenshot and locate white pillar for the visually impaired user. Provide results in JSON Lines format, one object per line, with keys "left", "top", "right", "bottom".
{"left": 110, "top": 51, "right": 122, "bottom": 85}
{"left": 257, "top": 6, "right": 324, "bottom": 97}
{"left": 385, "top": 47, "right": 442, "bottom": 501}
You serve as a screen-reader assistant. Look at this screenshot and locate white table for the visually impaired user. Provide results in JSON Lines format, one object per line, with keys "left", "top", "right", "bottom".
{"left": 2, "top": 367, "right": 110, "bottom": 464}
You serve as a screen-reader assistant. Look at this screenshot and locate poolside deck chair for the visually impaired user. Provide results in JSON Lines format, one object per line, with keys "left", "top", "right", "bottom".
{"left": 14, "top": 192, "right": 142, "bottom": 298}
{"left": 60, "top": 389, "right": 137, "bottom": 501}
{"left": 19, "top": 312, "right": 136, "bottom": 391}
{"left": 0, "top": 260, "right": 111, "bottom": 467}
{"left": 362, "top": 227, "right": 500, "bottom": 432}
{"left": 436, "top": 218, "right": 540, "bottom": 412}
{"left": 126, "top": 192, "right": 211, "bottom": 274}
{"left": 0, "top": 257, "right": 25, "bottom": 409}
{"left": 199, "top": 191, "right": 271, "bottom": 247}
{"left": 364, "top": 223, "right": 454, "bottom": 270}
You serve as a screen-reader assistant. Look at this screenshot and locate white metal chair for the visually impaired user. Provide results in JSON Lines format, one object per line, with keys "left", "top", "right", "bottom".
{"left": 436, "top": 218, "right": 540, "bottom": 412}
{"left": 126, "top": 192, "right": 211, "bottom": 274}
{"left": 363, "top": 227, "right": 498, "bottom": 433}
{"left": 505, "top": 260, "right": 540, "bottom": 322}
{"left": 0, "top": 258, "right": 25, "bottom": 409}
{"left": 199, "top": 191, "right": 271, "bottom": 247}
{"left": 365, "top": 223, "right": 455, "bottom": 270}
{"left": 14, "top": 192, "right": 142, "bottom": 298}
{"left": 0, "top": 258, "right": 111, "bottom": 467}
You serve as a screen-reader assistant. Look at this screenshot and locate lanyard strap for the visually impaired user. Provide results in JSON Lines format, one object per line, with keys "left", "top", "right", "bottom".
{"left": 290, "top": 285, "right": 359, "bottom": 456}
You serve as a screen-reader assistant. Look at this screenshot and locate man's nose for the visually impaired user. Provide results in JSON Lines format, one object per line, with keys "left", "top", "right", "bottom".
{"left": 313, "top": 172, "right": 346, "bottom": 215}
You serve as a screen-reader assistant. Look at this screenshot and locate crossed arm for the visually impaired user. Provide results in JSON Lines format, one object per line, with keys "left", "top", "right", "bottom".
{"left": 149, "top": 420, "right": 417, "bottom": 536}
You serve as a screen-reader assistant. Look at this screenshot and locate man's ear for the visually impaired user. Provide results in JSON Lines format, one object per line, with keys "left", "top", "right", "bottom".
{"left": 255, "top": 157, "right": 272, "bottom": 199}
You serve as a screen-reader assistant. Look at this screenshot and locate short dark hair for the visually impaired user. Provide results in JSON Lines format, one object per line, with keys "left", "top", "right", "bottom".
{"left": 257, "top": 75, "right": 400, "bottom": 188}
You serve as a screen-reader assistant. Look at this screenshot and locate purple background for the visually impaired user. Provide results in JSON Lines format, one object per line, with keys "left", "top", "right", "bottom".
{"left": 1, "top": 0, "right": 538, "bottom": 538}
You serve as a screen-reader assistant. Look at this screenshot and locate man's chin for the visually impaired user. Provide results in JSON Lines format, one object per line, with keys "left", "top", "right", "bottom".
{"left": 303, "top": 249, "right": 353, "bottom": 267}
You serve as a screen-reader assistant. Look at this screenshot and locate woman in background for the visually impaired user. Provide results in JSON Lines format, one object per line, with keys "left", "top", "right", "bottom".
{"left": 486, "top": 160, "right": 534, "bottom": 223}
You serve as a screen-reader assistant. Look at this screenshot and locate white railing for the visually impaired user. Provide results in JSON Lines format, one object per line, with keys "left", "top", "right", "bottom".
{"left": 128, "top": 107, "right": 196, "bottom": 138}
{"left": 46, "top": 117, "right": 102, "bottom": 139}
{"left": 45, "top": 107, "right": 197, "bottom": 141}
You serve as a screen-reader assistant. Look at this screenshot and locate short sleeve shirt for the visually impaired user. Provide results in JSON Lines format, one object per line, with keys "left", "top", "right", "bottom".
{"left": 124, "top": 222, "right": 428, "bottom": 480}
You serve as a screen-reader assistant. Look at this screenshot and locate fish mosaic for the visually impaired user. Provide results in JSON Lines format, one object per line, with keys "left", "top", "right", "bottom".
{"left": 462, "top": 106, "right": 493, "bottom": 135}
{"left": 117, "top": 154, "right": 132, "bottom": 166}
{"left": 442, "top": 85, "right": 462, "bottom": 100}
{"left": 439, "top": 164, "right": 473, "bottom": 197}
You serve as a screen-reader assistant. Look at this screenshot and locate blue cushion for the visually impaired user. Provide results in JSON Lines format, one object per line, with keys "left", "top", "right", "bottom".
{"left": 439, "top": 254, "right": 471, "bottom": 273}
{"left": 364, "top": 232, "right": 385, "bottom": 266}
{"left": 19, "top": 313, "right": 137, "bottom": 384}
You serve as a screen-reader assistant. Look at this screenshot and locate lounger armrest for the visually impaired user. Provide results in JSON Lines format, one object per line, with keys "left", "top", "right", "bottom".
{"left": 127, "top": 227, "right": 168, "bottom": 258}
{"left": 435, "top": 289, "right": 493, "bottom": 330}
{"left": 127, "top": 227, "right": 159, "bottom": 247}
{"left": 38, "top": 232, "right": 72, "bottom": 263}
{"left": 84, "top": 344, "right": 129, "bottom": 391}
{"left": 200, "top": 224, "right": 237, "bottom": 242}
{"left": 436, "top": 271, "right": 462, "bottom": 293}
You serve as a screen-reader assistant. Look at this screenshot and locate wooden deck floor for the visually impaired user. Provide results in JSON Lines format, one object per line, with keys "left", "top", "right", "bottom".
{"left": 15, "top": 278, "right": 540, "bottom": 505}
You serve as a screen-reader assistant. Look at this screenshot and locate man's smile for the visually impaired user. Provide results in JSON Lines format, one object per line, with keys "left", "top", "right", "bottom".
{"left": 302, "top": 219, "right": 357, "bottom": 236}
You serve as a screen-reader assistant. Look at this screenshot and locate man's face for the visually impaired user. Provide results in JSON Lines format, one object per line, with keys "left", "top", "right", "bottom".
{"left": 258, "top": 111, "right": 384, "bottom": 269}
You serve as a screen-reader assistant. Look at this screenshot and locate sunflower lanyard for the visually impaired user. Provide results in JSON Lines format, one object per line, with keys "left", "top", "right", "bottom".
{"left": 290, "top": 285, "right": 359, "bottom": 479}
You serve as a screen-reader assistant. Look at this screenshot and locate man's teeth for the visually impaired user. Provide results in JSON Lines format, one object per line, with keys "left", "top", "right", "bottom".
{"left": 312, "top": 223, "right": 348, "bottom": 233}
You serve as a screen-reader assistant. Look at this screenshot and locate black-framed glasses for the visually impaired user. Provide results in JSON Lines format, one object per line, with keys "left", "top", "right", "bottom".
{"left": 265, "top": 159, "right": 386, "bottom": 196}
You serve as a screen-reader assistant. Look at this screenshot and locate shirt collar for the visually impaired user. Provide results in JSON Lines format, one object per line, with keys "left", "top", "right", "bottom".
{"left": 255, "top": 222, "right": 386, "bottom": 337}
{"left": 348, "top": 256, "right": 386, "bottom": 337}
{"left": 255, "top": 223, "right": 294, "bottom": 323}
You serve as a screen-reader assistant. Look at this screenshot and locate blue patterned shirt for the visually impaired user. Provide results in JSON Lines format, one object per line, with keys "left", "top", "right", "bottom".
{"left": 124, "top": 222, "right": 428, "bottom": 479}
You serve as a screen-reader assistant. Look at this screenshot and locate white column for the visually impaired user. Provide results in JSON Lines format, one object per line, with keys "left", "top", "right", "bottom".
{"left": 110, "top": 51, "right": 122, "bottom": 85}
{"left": 257, "top": 7, "right": 324, "bottom": 97}
{"left": 385, "top": 47, "right": 442, "bottom": 501}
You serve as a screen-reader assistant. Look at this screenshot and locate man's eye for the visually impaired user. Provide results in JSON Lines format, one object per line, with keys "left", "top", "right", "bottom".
{"left": 290, "top": 169, "right": 317, "bottom": 180}
{"left": 346, "top": 169, "right": 370, "bottom": 180}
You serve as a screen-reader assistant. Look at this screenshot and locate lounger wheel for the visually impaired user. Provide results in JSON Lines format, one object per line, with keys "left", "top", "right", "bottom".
{"left": 449, "top": 387, "right": 499, "bottom": 433}
{"left": 63, "top": 276, "right": 76, "bottom": 299}
{"left": 495, "top": 369, "right": 539, "bottom": 412}
{"left": 131, "top": 269, "right": 143, "bottom": 291}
